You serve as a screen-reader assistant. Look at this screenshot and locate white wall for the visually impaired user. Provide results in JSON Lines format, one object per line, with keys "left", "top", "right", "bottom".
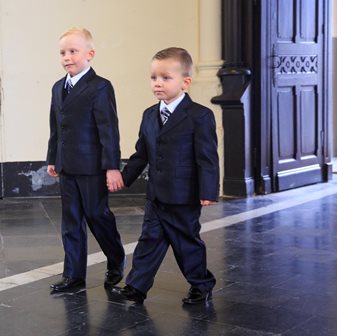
{"left": 0, "top": 0, "right": 207, "bottom": 162}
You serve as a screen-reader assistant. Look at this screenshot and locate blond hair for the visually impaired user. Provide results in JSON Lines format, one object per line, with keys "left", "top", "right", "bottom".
{"left": 59, "top": 27, "right": 94, "bottom": 49}
{"left": 152, "top": 47, "right": 193, "bottom": 77}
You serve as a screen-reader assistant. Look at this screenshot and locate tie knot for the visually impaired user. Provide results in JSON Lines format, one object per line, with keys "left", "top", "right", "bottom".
{"left": 66, "top": 79, "right": 73, "bottom": 93}
{"left": 160, "top": 107, "right": 171, "bottom": 125}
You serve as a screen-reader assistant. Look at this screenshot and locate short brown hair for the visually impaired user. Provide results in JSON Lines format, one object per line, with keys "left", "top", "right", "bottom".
{"left": 152, "top": 47, "right": 193, "bottom": 77}
{"left": 59, "top": 27, "right": 94, "bottom": 49}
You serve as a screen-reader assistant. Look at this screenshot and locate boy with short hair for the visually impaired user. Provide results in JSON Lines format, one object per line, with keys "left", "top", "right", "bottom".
{"left": 47, "top": 27, "right": 125, "bottom": 292}
{"left": 117, "top": 47, "right": 219, "bottom": 304}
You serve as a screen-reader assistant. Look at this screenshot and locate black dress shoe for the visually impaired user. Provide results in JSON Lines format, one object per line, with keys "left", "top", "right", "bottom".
{"left": 104, "top": 270, "right": 124, "bottom": 288}
{"left": 50, "top": 277, "right": 85, "bottom": 292}
{"left": 118, "top": 285, "right": 146, "bottom": 304}
{"left": 182, "top": 287, "right": 212, "bottom": 305}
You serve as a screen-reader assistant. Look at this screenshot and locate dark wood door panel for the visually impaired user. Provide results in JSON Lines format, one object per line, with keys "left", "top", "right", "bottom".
{"left": 276, "top": 0, "right": 319, "bottom": 41}
{"left": 271, "top": 0, "right": 324, "bottom": 191}
{"left": 274, "top": 85, "right": 320, "bottom": 165}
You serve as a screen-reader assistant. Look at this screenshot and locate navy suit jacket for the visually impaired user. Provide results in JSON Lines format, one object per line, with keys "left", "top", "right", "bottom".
{"left": 122, "top": 94, "right": 219, "bottom": 205}
{"left": 46, "top": 68, "right": 121, "bottom": 175}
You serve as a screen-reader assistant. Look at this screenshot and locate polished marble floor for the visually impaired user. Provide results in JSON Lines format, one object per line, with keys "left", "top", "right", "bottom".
{"left": 1, "top": 177, "right": 337, "bottom": 335}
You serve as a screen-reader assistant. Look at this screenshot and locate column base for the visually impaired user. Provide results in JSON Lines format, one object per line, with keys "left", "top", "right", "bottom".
{"left": 223, "top": 177, "right": 255, "bottom": 197}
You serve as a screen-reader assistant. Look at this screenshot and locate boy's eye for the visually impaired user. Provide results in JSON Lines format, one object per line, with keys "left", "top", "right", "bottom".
{"left": 163, "top": 76, "right": 171, "bottom": 81}
{"left": 59, "top": 49, "right": 78, "bottom": 56}
{"left": 150, "top": 75, "right": 156, "bottom": 80}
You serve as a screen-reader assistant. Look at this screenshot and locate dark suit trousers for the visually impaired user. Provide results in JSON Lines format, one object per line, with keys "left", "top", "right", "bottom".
{"left": 126, "top": 200, "right": 216, "bottom": 294}
{"left": 59, "top": 173, "right": 125, "bottom": 279}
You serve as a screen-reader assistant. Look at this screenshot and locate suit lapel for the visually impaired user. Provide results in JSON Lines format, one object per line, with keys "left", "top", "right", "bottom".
{"left": 158, "top": 94, "right": 192, "bottom": 136}
{"left": 53, "top": 78, "right": 65, "bottom": 109}
{"left": 147, "top": 104, "right": 161, "bottom": 136}
{"left": 62, "top": 68, "right": 96, "bottom": 108}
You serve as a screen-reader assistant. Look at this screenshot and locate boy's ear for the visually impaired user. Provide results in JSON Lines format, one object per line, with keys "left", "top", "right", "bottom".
{"left": 183, "top": 76, "right": 192, "bottom": 89}
{"left": 88, "top": 49, "right": 95, "bottom": 61}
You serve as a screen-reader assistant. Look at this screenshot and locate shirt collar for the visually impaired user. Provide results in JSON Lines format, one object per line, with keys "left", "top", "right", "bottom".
{"left": 159, "top": 93, "right": 186, "bottom": 113}
{"left": 65, "top": 66, "right": 91, "bottom": 88}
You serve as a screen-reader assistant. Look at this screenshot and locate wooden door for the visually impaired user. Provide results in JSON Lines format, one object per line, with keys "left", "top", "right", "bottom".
{"left": 269, "top": 0, "right": 330, "bottom": 191}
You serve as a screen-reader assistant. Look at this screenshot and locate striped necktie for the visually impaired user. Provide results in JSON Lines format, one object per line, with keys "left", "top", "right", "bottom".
{"left": 160, "top": 107, "right": 171, "bottom": 125}
{"left": 66, "top": 79, "right": 73, "bottom": 93}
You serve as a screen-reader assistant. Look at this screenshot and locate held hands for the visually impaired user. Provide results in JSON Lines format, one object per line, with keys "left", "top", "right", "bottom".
{"left": 47, "top": 165, "right": 59, "bottom": 177}
{"left": 106, "top": 169, "right": 124, "bottom": 192}
{"left": 200, "top": 200, "right": 216, "bottom": 206}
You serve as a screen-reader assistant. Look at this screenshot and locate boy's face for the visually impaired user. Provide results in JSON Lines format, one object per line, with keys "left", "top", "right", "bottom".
{"left": 59, "top": 33, "right": 95, "bottom": 77}
{"left": 150, "top": 58, "right": 191, "bottom": 104}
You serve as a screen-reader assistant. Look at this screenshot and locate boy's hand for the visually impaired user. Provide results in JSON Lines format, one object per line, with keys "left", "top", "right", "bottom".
{"left": 106, "top": 169, "right": 124, "bottom": 192}
{"left": 47, "top": 165, "right": 58, "bottom": 177}
{"left": 200, "top": 200, "right": 216, "bottom": 206}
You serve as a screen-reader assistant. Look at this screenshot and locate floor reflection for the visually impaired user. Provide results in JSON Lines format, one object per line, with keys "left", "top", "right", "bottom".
{"left": 1, "top": 179, "right": 337, "bottom": 335}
